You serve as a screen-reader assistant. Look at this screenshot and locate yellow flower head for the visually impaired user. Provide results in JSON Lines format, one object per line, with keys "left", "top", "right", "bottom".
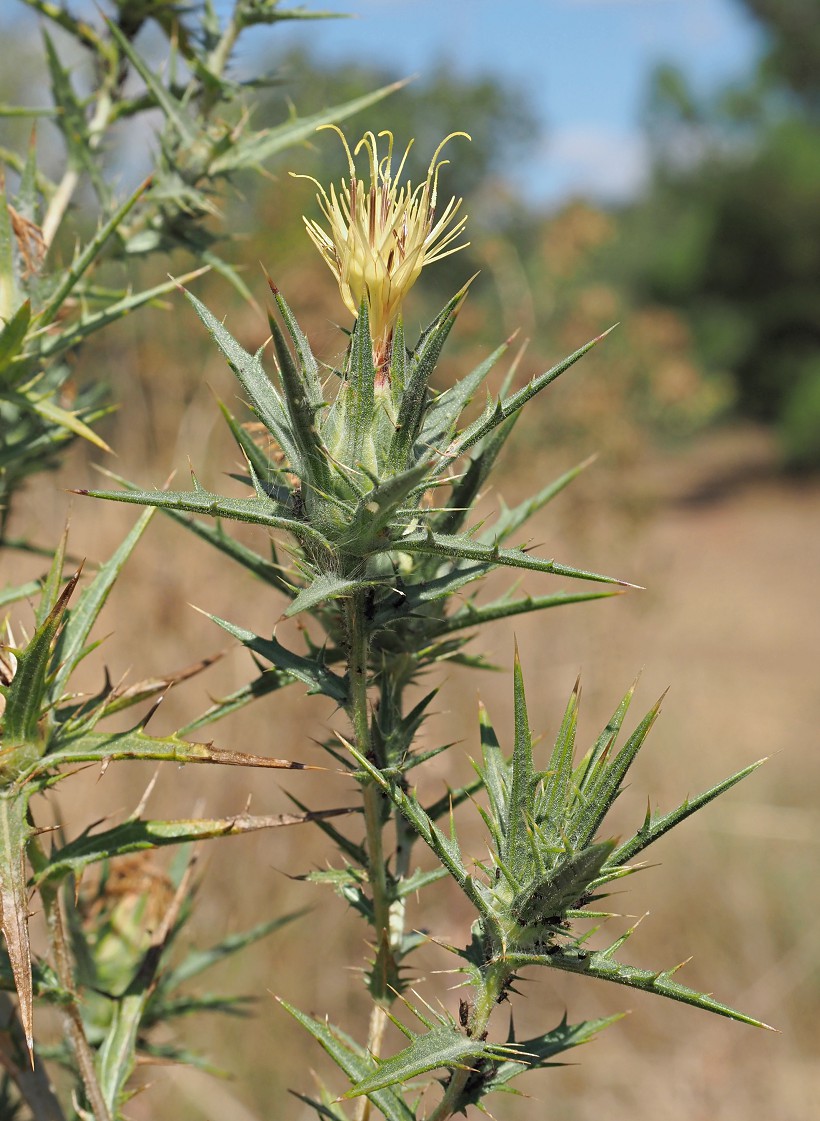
{"left": 299, "top": 127, "right": 470, "bottom": 365}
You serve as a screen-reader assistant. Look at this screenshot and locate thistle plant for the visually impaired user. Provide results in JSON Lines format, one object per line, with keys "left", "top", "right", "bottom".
{"left": 76, "top": 125, "right": 772, "bottom": 1119}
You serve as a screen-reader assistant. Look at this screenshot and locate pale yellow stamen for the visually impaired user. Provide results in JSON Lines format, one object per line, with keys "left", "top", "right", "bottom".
{"left": 294, "top": 127, "right": 470, "bottom": 367}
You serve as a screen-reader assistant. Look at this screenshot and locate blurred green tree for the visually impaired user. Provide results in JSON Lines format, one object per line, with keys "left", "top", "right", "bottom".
{"left": 618, "top": 0, "right": 820, "bottom": 467}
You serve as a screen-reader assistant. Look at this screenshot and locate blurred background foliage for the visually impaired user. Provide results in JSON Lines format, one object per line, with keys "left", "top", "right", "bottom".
{"left": 5, "top": 0, "right": 816, "bottom": 476}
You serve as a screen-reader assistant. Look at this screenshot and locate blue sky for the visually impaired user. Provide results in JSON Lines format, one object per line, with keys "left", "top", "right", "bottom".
{"left": 3, "top": 0, "right": 766, "bottom": 206}
{"left": 234, "top": 0, "right": 766, "bottom": 204}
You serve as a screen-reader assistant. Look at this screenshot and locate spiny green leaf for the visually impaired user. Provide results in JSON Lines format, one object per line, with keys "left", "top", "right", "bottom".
{"left": 97, "top": 467, "right": 298, "bottom": 597}
{"left": 182, "top": 289, "right": 303, "bottom": 473}
{"left": 412, "top": 285, "right": 488, "bottom": 445}
{"left": 104, "top": 16, "right": 198, "bottom": 146}
{"left": 389, "top": 317, "right": 407, "bottom": 409}
{"left": 536, "top": 683, "right": 580, "bottom": 852}
{"left": 7, "top": 387, "right": 112, "bottom": 453}
{"left": 610, "top": 757, "right": 767, "bottom": 867}
{"left": 440, "top": 327, "right": 615, "bottom": 470}
{"left": 571, "top": 696, "right": 664, "bottom": 849}
{"left": 36, "top": 176, "right": 150, "bottom": 330}
{"left": 268, "top": 308, "right": 331, "bottom": 490}
{"left": 35, "top": 522, "right": 68, "bottom": 626}
{"left": 38, "top": 270, "right": 210, "bottom": 360}
{"left": 477, "top": 702, "right": 506, "bottom": 832}
{"left": 277, "top": 999, "right": 415, "bottom": 1121}
{"left": 345, "top": 460, "right": 433, "bottom": 549}
{"left": 395, "top": 865, "right": 449, "bottom": 897}
{"left": 0, "top": 300, "right": 30, "bottom": 375}
{"left": 50, "top": 509, "right": 154, "bottom": 701}
{"left": 435, "top": 413, "right": 518, "bottom": 537}
{"left": 437, "top": 589, "right": 620, "bottom": 636}
{"left": 77, "top": 482, "right": 333, "bottom": 553}
{"left": 504, "top": 650, "right": 533, "bottom": 875}
{"left": 206, "top": 614, "right": 348, "bottom": 703}
{"left": 270, "top": 284, "right": 324, "bottom": 409}
{"left": 372, "top": 562, "right": 488, "bottom": 627}
{"left": 380, "top": 528, "right": 634, "bottom": 588}
{"left": 35, "top": 813, "right": 351, "bottom": 886}
{"left": 390, "top": 285, "right": 473, "bottom": 469}
{"left": 506, "top": 942, "right": 773, "bottom": 1029}
{"left": 460, "top": 1012, "right": 623, "bottom": 1106}
{"left": 344, "top": 300, "right": 376, "bottom": 468}
{"left": 510, "top": 842, "right": 614, "bottom": 927}
{"left": 22, "top": 728, "right": 316, "bottom": 786}
{"left": 217, "top": 398, "right": 289, "bottom": 491}
{"left": 343, "top": 736, "right": 491, "bottom": 917}
{"left": 41, "top": 29, "right": 107, "bottom": 199}
{"left": 573, "top": 680, "right": 637, "bottom": 797}
{"left": 343, "top": 1023, "right": 515, "bottom": 1099}
{"left": 285, "top": 573, "right": 383, "bottom": 619}
{"left": 2, "top": 569, "right": 79, "bottom": 749}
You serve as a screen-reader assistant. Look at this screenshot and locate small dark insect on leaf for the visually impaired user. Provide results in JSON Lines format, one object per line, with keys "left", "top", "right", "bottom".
{"left": 459, "top": 998, "right": 469, "bottom": 1028}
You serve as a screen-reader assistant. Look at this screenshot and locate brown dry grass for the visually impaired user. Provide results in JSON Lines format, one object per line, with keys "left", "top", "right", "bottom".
{"left": 6, "top": 299, "right": 819, "bottom": 1119}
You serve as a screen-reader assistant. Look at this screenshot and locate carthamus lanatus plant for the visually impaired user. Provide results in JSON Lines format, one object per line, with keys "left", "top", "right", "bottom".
{"left": 74, "top": 125, "right": 771, "bottom": 1118}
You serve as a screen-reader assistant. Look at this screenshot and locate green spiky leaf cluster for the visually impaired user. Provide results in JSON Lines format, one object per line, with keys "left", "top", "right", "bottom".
{"left": 1, "top": 0, "right": 397, "bottom": 540}
{"left": 85, "top": 281, "right": 624, "bottom": 714}
{"left": 0, "top": 512, "right": 345, "bottom": 1105}
{"left": 334, "top": 655, "right": 769, "bottom": 1115}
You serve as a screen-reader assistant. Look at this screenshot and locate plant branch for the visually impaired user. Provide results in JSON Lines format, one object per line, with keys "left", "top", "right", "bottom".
{"left": 37, "top": 877, "right": 113, "bottom": 1121}
{"left": 427, "top": 960, "right": 511, "bottom": 1121}
{"left": 42, "top": 85, "right": 113, "bottom": 251}
{"left": 345, "top": 593, "right": 395, "bottom": 1120}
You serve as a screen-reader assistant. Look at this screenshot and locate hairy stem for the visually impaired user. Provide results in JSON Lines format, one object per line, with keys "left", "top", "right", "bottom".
{"left": 346, "top": 595, "right": 391, "bottom": 955}
{"left": 428, "top": 960, "right": 511, "bottom": 1121}
{"left": 345, "top": 594, "right": 394, "bottom": 1121}
{"left": 38, "top": 881, "right": 113, "bottom": 1121}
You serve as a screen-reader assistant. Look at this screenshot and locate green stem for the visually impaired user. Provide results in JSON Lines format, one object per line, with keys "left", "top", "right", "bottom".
{"left": 345, "top": 595, "right": 391, "bottom": 991}
{"left": 204, "top": 2, "right": 243, "bottom": 96}
{"left": 428, "top": 959, "right": 511, "bottom": 1121}
{"left": 41, "top": 78, "right": 114, "bottom": 252}
{"left": 345, "top": 593, "right": 394, "bottom": 1121}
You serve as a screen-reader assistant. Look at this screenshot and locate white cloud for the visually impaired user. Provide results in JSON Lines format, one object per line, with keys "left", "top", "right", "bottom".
{"left": 530, "top": 126, "right": 651, "bottom": 205}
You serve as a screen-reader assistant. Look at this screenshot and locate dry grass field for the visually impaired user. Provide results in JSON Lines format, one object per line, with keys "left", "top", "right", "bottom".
{"left": 6, "top": 301, "right": 819, "bottom": 1119}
